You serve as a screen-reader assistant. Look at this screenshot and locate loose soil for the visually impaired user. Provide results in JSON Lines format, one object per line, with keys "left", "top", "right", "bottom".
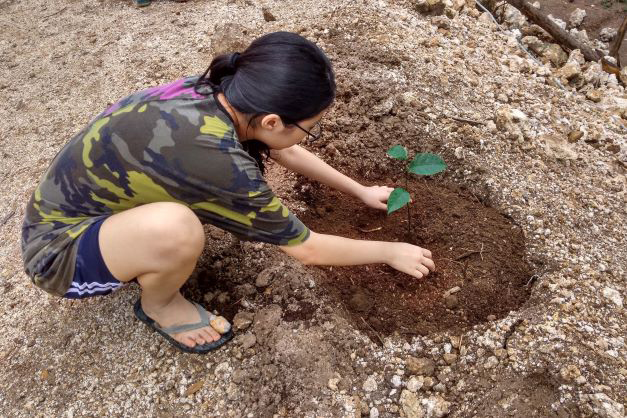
{"left": 469, "top": 372, "right": 563, "bottom": 417}
{"left": 297, "top": 177, "right": 533, "bottom": 340}
{"left": 180, "top": 171, "right": 534, "bottom": 344}
{"left": 180, "top": 228, "right": 323, "bottom": 327}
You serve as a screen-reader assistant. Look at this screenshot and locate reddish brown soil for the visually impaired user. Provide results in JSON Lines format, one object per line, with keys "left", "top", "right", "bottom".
{"left": 297, "top": 177, "right": 533, "bottom": 341}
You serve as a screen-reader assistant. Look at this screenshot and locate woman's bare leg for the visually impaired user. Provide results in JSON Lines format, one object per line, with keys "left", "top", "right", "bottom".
{"left": 98, "top": 202, "right": 223, "bottom": 348}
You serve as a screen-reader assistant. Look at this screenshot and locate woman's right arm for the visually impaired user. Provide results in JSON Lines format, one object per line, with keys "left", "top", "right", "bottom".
{"left": 280, "top": 231, "right": 435, "bottom": 279}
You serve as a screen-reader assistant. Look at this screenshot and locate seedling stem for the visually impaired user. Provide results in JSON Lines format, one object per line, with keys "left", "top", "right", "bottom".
{"left": 385, "top": 145, "right": 447, "bottom": 239}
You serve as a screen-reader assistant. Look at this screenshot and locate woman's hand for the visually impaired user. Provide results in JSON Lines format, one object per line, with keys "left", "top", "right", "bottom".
{"left": 281, "top": 232, "right": 435, "bottom": 279}
{"left": 385, "top": 242, "right": 435, "bottom": 279}
{"left": 359, "top": 185, "right": 395, "bottom": 211}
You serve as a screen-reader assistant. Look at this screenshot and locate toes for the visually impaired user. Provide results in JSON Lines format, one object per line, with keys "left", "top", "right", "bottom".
{"left": 182, "top": 335, "right": 197, "bottom": 348}
{"left": 206, "top": 327, "right": 221, "bottom": 341}
{"left": 176, "top": 327, "right": 223, "bottom": 349}
{"left": 202, "top": 328, "right": 218, "bottom": 343}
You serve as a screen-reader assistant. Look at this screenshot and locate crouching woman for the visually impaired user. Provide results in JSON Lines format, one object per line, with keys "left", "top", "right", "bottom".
{"left": 22, "top": 32, "right": 434, "bottom": 354}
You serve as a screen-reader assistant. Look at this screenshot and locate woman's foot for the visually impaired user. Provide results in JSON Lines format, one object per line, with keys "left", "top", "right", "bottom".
{"left": 141, "top": 292, "right": 229, "bottom": 348}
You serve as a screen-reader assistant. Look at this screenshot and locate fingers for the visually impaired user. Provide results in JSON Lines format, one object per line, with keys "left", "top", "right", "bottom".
{"left": 364, "top": 185, "right": 396, "bottom": 210}
{"left": 406, "top": 268, "right": 423, "bottom": 279}
{"left": 422, "top": 256, "right": 436, "bottom": 271}
{"left": 412, "top": 248, "right": 436, "bottom": 278}
{"left": 388, "top": 243, "right": 437, "bottom": 279}
{"left": 417, "top": 265, "right": 430, "bottom": 276}
{"left": 373, "top": 185, "right": 394, "bottom": 196}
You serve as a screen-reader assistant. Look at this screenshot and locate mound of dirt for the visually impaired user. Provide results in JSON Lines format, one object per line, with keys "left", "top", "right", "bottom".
{"left": 297, "top": 178, "right": 532, "bottom": 339}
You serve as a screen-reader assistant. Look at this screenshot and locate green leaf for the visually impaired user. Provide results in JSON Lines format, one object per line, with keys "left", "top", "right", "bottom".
{"left": 408, "top": 153, "right": 447, "bottom": 176}
{"left": 387, "top": 145, "right": 408, "bottom": 161}
{"left": 387, "top": 188, "right": 410, "bottom": 214}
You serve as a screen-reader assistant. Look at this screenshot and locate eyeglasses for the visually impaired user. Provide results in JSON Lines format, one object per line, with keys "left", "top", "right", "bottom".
{"left": 293, "top": 121, "right": 323, "bottom": 143}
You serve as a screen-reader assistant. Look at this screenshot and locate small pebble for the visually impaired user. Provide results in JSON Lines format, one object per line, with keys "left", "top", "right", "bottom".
{"left": 239, "top": 333, "right": 256, "bottom": 350}
{"left": 363, "top": 376, "right": 377, "bottom": 392}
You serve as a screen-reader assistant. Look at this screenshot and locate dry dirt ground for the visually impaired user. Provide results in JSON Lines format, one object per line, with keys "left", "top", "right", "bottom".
{"left": 0, "top": 0, "right": 626, "bottom": 417}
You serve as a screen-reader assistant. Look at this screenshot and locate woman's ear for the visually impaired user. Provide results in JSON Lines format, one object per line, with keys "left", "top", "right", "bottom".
{"left": 258, "top": 114, "right": 285, "bottom": 132}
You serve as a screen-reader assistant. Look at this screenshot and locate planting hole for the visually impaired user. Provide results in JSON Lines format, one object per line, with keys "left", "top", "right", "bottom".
{"left": 297, "top": 178, "right": 533, "bottom": 341}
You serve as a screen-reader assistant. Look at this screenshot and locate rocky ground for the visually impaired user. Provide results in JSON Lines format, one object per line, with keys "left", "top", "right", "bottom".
{"left": 0, "top": 0, "right": 625, "bottom": 417}
{"left": 516, "top": 0, "right": 627, "bottom": 65}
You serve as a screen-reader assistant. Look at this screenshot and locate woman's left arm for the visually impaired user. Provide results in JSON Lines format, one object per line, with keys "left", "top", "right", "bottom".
{"left": 270, "top": 145, "right": 393, "bottom": 210}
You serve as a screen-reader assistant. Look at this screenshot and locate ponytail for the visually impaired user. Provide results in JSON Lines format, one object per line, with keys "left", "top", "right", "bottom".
{"left": 195, "top": 32, "right": 336, "bottom": 173}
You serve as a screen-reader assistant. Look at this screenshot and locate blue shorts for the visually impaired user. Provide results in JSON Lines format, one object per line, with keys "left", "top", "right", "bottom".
{"left": 63, "top": 217, "right": 125, "bottom": 299}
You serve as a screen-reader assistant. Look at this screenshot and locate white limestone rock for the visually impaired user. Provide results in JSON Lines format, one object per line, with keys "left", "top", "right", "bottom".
{"left": 568, "top": 8, "right": 586, "bottom": 29}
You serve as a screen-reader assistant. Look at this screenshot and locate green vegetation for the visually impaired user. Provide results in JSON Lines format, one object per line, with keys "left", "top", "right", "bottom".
{"left": 386, "top": 145, "right": 446, "bottom": 235}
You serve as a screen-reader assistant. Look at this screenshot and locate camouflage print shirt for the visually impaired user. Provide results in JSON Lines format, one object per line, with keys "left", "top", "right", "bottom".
{"left": 22, "top": 77, "right": 310, "bottom": 297}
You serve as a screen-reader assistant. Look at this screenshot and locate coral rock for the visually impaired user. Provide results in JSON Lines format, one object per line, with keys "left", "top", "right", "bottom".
{"left": 568, "top": 8, "right": 586, "bottom": 29}
{"left": 400, "top": 390, "right": 424, "bottom": 418}
{"left": 406, "top": 357, "right": 436, "bottom": 376}
{"left": 542, "top": 44, "right": 568, "bottom": 67}
{"left": 421, "top": 395, "right": 451, "bottom": 418}
{"left": 599, "top": 27, "right": 617, "bottom": 42}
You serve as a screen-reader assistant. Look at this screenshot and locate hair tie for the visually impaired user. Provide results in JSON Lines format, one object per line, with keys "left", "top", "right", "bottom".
{"left": 230, "top": 52, "right": 241, "bottom": 69}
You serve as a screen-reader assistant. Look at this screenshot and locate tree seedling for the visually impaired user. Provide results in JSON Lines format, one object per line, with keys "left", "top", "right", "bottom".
{"left": 386, "top": 145, "right": 447, "bottom": 235}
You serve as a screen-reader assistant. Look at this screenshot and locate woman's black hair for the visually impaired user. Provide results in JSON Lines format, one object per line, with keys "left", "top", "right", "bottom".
{"left": 195, "top": 31, "right": 336, "bottom": 173}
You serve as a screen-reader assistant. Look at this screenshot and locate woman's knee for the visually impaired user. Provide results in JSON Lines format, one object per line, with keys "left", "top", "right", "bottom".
{"left": 144, "top": 203, "right": 205, "bottom": 261}
{"left": 99, "top": 202, "right": 205, "bottom": 280}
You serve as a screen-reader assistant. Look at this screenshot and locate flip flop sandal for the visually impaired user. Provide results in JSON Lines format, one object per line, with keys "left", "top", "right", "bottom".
{"left": 133, "top": 299, "right": 234, "bottom": 354}
{"left": 134, "top": 0, "right": 151, "bottom": 7}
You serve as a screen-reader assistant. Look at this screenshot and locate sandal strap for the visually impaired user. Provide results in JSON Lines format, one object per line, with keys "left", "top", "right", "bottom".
{"left": 159, "top": 302, "right": 216, "bottom": 335}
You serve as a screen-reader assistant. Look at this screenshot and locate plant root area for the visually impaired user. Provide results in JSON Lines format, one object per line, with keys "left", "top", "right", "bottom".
{"left": 297, "top": 177, "right": 533, "bottom": 341}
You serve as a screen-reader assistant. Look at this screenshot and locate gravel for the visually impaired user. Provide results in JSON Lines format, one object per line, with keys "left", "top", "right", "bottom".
{"left": 0, "top": 0, "right": 625, "bottom": 416}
